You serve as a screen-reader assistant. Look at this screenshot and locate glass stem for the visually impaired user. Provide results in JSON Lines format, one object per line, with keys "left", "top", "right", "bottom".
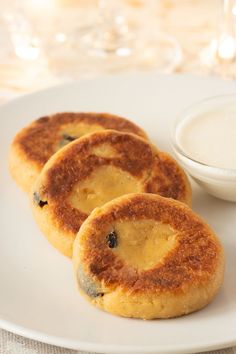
{"left": 216, "top": 0, "right": 236, "bottom": 60}
{"left": 97, "top": 0, "right": 121, "bottom": 31}
{"left": 221, "top": 0, "right": 234, "bottom": 37}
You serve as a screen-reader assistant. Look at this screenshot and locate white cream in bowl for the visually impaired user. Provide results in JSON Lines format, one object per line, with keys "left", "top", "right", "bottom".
{"left": 172, "top": 95, "right": 236, "bottom": 202}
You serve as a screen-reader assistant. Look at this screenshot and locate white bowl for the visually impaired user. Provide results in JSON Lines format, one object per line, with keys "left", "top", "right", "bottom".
{"left": 171, "top": 94, "right": 236, "bottom": 202}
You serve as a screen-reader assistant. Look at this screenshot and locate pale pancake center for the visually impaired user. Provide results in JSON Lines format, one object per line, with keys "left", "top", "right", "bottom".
{"left": 69, "top": 165, "right": 143, "bottom": 214}
{"left": 113, "top": 220, "right": 177, "bottom": 270}
{"left": 91, "top": 144, "right": 119, "bottom": 158}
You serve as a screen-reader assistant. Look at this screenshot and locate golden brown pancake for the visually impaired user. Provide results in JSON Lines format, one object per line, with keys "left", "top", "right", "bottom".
{"left": 31, "top": 130, "right": 191, "bottom": 257}
{"left": 9, "top": 112, "right": 148, "bottom": 192}
{"left": 73, "top": 193, "right": 224, "bottom": 319}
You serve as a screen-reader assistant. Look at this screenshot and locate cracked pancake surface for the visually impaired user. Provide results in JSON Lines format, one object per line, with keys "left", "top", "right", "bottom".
{"left": 73, "top": 193, "right": 224, "bottom": 319}
{"left": 9, "top": 112, "right": 147, "bottom": 192}
{"left": 31, "top": 130, "right": 191, "bottom": 257}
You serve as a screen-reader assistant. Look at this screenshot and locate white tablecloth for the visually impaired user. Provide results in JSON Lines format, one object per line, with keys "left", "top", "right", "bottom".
{"left": 0, "top": 328, "right": 236, "bottom": 354}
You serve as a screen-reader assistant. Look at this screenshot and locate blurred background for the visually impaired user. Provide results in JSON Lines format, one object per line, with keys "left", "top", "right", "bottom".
{"left": 1, "top": 0, "right": 236, "bottom": 102}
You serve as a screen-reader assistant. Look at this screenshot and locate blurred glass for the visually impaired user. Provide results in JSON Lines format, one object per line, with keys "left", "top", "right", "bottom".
{"left": 200, "top": 0, "right": 236, "bottom": 76}
{"left": 1, "top": 0, "right": 40, "bottom": 60}
{"left": 82, "top": 0, "right": 182, "bottom": 73}
{"left": 83, "top": 0, "right": 134, "bottom": 57}
{"left": 2, "top": 0, "right": 182, "bottom": 79}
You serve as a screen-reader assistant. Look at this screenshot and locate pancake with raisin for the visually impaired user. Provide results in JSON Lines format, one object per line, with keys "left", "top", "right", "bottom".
{"left": 9, "top": 112, "right": 148, "bottom": 193}
{"left": 73, "top": 193, "right": 224, "bottom": 319}
{"left": 31, "top": 130, "right": 191, "bottom": 257}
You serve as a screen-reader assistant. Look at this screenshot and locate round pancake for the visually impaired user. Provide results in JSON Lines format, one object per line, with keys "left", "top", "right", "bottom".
{"left": 9, "top": 112, "right": 148, "bottom": 193}
{"left": 73, "top": 193, "right": 224, "bottom": 320}
{"left": 31, "top": 130, "right": 192, "bottom": 257}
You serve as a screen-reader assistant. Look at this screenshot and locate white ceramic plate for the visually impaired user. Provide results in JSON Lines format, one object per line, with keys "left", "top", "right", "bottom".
{"left": 1, "top": 73, "right": 236, "bottom": 354}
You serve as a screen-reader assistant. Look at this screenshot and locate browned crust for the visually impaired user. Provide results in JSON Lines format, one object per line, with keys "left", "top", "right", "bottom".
{"left": 12, "top": 112, "right": 148, "bottom": 168}
{"left": 146, "top": 151, "right": 192, "bottom": 205}
{"left": 79, "top": 194, "right": 223, "bottom": 294}
{"left": 34, "top": 130, "right": 191, "bottom": 236}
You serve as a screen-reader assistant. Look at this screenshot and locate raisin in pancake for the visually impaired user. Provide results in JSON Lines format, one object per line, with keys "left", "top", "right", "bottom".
{"left": 9, "top": 112, "right": 148, "bottom": 193}
{"left": 31, "top": 130, "right": 192, "bottom": 258}
{"left": 73, "top": 193, "right": 224, "bottom": 320}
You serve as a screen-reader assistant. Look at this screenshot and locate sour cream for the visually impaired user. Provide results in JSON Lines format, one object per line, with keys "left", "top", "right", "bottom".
{"left": 176, "top": 104, "right": 236, "bottom": 170}
{"left": 172, "top": 96, "right": 236, "bottom": 202}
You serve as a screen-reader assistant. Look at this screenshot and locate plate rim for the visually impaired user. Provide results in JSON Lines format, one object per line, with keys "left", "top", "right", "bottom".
{"left": 1, "top": 71, "right": 234, "bottom": 111}
{"left": 1, "top": 317, "right": 236, "bottom": 354}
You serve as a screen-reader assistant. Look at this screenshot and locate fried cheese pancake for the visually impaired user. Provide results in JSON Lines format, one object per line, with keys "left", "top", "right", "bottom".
{"left": 9, "top": 112, "right": 148, "bottom": 192}
{"left": 73, "top": 193, "right": 224, "bottom": 319}
{"left": 31, "top": 130, "right": 191, "bottom": 257}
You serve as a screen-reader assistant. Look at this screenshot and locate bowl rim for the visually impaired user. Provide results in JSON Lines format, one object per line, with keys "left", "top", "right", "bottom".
{"left": 171, "top": 93, "right": 236, "bottom": 179}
